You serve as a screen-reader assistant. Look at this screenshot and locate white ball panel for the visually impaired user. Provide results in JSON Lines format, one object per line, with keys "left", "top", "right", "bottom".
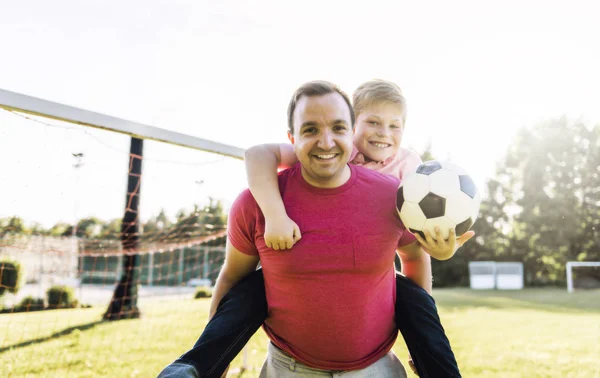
{"left": 429, "top": 168, "right": 461, "bottom": 198}
{"left": 445, "top": 191, "right": 476, "bottom": 224}
{"left": 402, "top": 173, "right": 431, "bottom": 203}
{"left": 399, "top": 201, "right": 427, "bottom": 231}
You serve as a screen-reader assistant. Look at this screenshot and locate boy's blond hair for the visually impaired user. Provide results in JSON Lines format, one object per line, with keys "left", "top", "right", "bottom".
{"left": 352, "top": 79, "right": 407, "bottom": 122}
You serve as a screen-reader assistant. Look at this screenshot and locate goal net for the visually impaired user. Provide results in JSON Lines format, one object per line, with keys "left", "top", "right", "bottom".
{"left": 0, "top": 90, "right": 263, "bottom": 377}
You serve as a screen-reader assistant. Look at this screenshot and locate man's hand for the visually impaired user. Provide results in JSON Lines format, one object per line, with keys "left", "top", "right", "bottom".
{"left": 414, "top": 227, "right": 475, "bottom": 260}
{"left": 264, "top": 214, "right": 302, "bottom": 250}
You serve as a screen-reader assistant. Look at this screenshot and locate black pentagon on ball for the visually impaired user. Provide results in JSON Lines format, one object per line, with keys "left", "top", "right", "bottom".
{"left": 416, "top": 160, "right": 443, "bottom": 175}
{"left": 396, "top": 186, "right": 405, "bottom": 212}
{"left": 459, "top": 175, "right": 478, "bottom": 198}
{"left": 419, "top": 192, "right": 446, "bottom": 218}
{"left": 409, "top": 228, "right": 426, "bottom": 240}
{"left": 455, "top": 217, "right": 474, "bottom": 236}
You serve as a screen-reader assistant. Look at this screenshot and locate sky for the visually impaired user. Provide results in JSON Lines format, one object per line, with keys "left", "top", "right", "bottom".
{"left": 1, "top": 0, "right": 599, "bottom": 227}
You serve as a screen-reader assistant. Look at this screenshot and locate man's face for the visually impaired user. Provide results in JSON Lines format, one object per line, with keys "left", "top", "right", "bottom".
{"left": 288, "top": 92, "right": 354, "bottom": 188}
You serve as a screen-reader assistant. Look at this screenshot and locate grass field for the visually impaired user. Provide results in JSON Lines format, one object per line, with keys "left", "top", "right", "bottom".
{"left": 1, "top": 288, "right": 599, "bottom": 378}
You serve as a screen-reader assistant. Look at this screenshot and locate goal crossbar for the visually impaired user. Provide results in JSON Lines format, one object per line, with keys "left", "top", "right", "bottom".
{"left": 0, "top": 88, "right": 244, "bottom": 159}
{"left": 566, "top": 261, "right": 600, "bottom": 293}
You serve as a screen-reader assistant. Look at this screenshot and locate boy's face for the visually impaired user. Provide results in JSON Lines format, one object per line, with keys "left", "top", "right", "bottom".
{"left": 353, "top": 102, "right": 405, "bottom": 162}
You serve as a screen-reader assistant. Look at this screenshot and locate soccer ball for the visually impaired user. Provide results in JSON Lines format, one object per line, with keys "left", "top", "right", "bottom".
{"left": 396, "top": 160, "right": 482, "bottom": 240}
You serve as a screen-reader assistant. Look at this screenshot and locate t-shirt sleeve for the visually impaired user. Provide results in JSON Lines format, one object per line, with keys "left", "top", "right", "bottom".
{"left": 227, "top": 189, "right": 259, "bottom": 256}
{"left": 397, "top": 228, "right": 417, "bottom": 247}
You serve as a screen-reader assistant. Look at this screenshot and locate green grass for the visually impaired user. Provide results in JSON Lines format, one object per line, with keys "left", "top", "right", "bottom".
{"left": 1, "top": 289, "right": 599, "bottom": 377}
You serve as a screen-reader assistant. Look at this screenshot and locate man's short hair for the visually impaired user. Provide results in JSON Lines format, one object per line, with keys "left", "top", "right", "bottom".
{"left": 287, "top": 80, "right": 355, "bottom": 133}
{"left": 352, "top": 79, "right": 407, "bottom": 122}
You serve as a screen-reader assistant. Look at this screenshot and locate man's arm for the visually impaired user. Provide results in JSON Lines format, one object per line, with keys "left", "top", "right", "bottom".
{"left": 209, "top": 239, "right": 260, "bottom": 319}
{"left": 244, "top": 143, "right": 300, "bottom": 250}
{"left": 396, "top": 240, "right": 432, "bottom": 294}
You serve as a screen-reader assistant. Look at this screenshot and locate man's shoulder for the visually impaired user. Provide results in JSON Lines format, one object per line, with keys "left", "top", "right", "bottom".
{"left": 233, "top": 164, "right": 300, "bottom": 213}
{"left": 232, "top": 188, "right": 259, "bottom": 213}
{"left": 276, "top": 163, "right": 301, "bottom": 190}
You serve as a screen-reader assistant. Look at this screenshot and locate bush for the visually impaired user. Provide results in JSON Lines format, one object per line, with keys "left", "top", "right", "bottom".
{"left": 15, "top": 296, "right": 45, "bottom": 312}
{"left": 47, "top": 285, "right": 78, "bottom": 308}
{"left": 0, "top": 259, "right": 24, "bottom": 297}
{"left": 194, "top": 286, "right": 213, "bottom": 298}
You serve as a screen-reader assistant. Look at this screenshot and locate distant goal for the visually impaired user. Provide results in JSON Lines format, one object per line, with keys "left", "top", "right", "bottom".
{"left": 566, "top": 262, "right": 600, "bottom": 293}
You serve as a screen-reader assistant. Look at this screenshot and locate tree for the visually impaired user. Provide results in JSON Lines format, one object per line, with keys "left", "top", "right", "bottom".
{"left": 0, "top": 216, "right": 28, "bottom": 237}
{"left": 494, "top": 119, "right": 600, "bottom": 285}
{"left": 49, "top": 222, "right": 70, "bottom": 236}
{"left": 99, "top": 219, "right": 122, "bottom": 240}
{"left": 430, "top": 119, "right": 600, "bottom": 287}
{"left": 419, "top": 139, "right": 435, "bottom": 162}
{"left": 76, "top": 217, "right": 103, "bottom": 239}
{"left": 29, "top": 222, "right": 49, "bottom": 236}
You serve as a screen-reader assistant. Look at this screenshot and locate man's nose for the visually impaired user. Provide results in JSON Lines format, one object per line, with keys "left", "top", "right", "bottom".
{"left": 318, "top": 131, "right": 335, "bottom": 149}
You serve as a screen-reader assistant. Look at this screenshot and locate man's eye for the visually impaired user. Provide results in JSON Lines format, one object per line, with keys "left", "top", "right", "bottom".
{"left": 390, "top": 124, "right": 400, "bottom": 129}
{"left": 303, "top": 128, "right": 316, "bottom": 134}
{"left": 334, "top": 125, "right": 348, "bottom": 132}
{"left": 368, "top": 121, "right": 379, "bottom": 126}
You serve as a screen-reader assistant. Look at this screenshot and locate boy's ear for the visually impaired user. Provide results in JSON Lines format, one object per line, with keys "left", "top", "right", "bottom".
{"left": 287, "top": 131, "right": 295, "bottom": 144}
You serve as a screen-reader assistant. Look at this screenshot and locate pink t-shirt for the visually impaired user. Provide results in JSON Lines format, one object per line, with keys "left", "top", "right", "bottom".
{"left": 228, "top": 164, "right": 417, "bottom": 370}
{"left": 350, "top": 146, "right": 422, "bottom": 181}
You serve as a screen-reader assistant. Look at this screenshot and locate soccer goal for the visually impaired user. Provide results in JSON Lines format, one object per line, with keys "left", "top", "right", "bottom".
{"left": 0, "top": 88, "right": 255, "bottom": 376}
{"left": 468, "top": 261, "right": 524, "bottom": 290}
{"left": 566, "top": 261, "right": 600, "bottom": 293}
{"left": 468, "top": 261, "right": 496, "bottom": 289}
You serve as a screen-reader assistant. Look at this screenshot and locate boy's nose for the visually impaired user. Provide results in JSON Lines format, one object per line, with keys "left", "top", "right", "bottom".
{"left": 376, "top": 126, "right": 390, "bottom": 137}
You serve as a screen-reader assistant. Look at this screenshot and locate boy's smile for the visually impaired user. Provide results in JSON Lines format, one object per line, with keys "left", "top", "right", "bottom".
{"left": 353, "top": 102, "right": 405, "bottom": 162}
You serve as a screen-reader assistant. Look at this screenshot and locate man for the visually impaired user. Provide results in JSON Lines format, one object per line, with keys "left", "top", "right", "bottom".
{"left": 158, "top": 81, "right": 444, "bottom": 377}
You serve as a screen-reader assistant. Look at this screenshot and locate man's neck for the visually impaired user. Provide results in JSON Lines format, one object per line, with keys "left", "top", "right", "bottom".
{"left": 300, "top": 165, "right": 352, "bottom": 189}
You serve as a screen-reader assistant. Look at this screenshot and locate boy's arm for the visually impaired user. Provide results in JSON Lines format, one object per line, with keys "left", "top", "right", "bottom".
{"left": 244, "top": 144, "right": 300, "bottom": 250}
{"left": 396, "top": 240, "right": 432, "bottom": 294}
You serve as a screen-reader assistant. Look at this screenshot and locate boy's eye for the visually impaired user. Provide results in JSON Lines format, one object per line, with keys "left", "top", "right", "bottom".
{"left": 334, "top": 125, "right": 348, "bottom": 132}
{"left": 303, "top": 127, "right": 317, "bottom": 134}
{"left": 367, "top": 121, "right": 379, "bottom": 126}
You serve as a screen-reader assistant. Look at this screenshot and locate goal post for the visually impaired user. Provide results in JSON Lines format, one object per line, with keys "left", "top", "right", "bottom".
{"left": 0, "top": 87, "right": 247, "bottom": 319}
{"left": 0, "top": 87, "right": 254, "bottom": 374}
{"left": 566, "top": 261, "right": 600, "bottom": 293}
{"left": 0, "top": 88, "right": 245, "bottom": 159}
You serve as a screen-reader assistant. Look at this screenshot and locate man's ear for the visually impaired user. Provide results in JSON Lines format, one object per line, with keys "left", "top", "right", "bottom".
{"left": 287, "top": 131, "right": 295, "bottom": 144}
